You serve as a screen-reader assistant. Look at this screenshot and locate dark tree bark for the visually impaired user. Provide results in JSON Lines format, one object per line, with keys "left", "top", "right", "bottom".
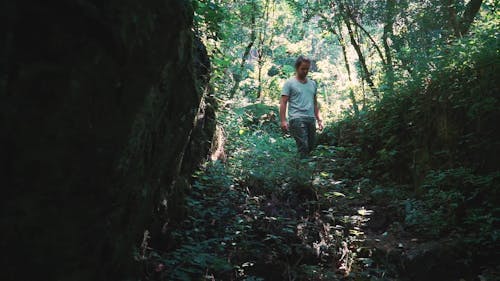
{"left": 382, "top": 0, "right": 395, "bottom": 94}
{"left": 459, "top": 0, "right": 483, "bottom": 35}
{"left": 445, "top": 0, "right": 462, "bottom": 37}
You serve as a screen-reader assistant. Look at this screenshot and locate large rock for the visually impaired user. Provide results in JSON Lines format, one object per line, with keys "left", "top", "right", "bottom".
{"left": 1, "top": 1, "right": 214, "bottom": 280}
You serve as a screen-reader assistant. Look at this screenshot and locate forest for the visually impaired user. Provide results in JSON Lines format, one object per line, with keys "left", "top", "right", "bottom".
{"left": 2, "top": 0, "right": 498, "bottom": 280}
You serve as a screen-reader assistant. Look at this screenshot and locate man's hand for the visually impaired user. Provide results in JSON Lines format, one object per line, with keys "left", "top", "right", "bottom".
{"left": 317, "top": 119, "right": 324, "bottom": 131}
{"left": 281, "top": 120, "right": 289, "bottom": 131}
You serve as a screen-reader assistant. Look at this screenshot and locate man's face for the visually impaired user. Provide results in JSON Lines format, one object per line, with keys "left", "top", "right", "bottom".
{"left": 296, "top": 62, "right": 310, "bottom": 79}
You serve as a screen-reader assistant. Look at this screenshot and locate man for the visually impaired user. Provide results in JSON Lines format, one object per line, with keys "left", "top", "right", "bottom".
{"left": 280, "top": 56, "right": 323, "bottom": 158}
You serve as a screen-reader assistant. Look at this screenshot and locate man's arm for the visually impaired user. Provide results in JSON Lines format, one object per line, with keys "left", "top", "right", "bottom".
{"left": 280, "top": 95, "right": 289, "bottom": 131}
{"left": 314, "top": 95, "right": 324, "bottom": 130}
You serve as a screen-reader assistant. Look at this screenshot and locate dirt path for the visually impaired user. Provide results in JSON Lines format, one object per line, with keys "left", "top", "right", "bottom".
{"left": 147, "top": 101, "right": 498, "bottom": 280}
{"left": 149, "top": 141, "right": 405, "bottom": 280}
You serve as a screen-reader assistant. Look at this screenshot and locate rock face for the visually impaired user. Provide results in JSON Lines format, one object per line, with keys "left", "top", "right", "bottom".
{"left": 1, "top": 1, "right": 214, "bottom": 280}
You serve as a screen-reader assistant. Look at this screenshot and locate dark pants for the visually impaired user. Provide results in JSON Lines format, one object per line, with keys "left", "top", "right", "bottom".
{"left": 289, "top": 117, "right": 316, "bottom": 157}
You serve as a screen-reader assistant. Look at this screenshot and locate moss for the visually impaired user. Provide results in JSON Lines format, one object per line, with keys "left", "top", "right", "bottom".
{"left": 2, "top": 0, "right": 214, "bottom": 280}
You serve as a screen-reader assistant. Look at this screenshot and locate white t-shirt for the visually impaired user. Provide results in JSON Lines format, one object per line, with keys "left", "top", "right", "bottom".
{"left": 281, "top": 77, "right": 317, "bottom": 120}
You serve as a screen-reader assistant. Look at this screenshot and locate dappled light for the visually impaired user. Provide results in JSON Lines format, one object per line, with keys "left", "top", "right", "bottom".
{"left": 146, "top": 0, "right": 499, "bottom": 280}
{"left": 5, "top": 0, "right": 498, "bottom": 280}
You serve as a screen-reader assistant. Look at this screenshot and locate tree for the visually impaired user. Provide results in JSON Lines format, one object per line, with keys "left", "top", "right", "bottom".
{"left": 337, "top": 0, "right": 379, "bottom": 98}
{"left": 255, "top": 0, "right": 276, "bottom": 99}
{"left": 459, "top": 0, "right": 483, "bottom": 35}
{"left": 229, "top": 0, "right": 257, "bottom": 98}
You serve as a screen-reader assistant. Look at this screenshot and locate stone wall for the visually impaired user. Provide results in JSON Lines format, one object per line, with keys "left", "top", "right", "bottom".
{"left": 1, "top": 1, "right": 214, "bottom": 280}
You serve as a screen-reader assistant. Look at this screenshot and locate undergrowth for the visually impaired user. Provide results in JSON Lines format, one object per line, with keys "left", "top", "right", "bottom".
{"left": 319, "top": 18, "right": 500, "bottom": 269}
{"left": 142, "top": 17, "right": 500, "bottom": 281}
{"left": 143, "top": 101, "right": 391, "bottom": 280}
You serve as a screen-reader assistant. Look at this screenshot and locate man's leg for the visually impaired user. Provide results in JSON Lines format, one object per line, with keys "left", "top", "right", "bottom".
{"left": 289, "top": 119, "right": 310, "bottom": 157}
{"left": 306, "top": 119, "right": 316, "bottom": 154}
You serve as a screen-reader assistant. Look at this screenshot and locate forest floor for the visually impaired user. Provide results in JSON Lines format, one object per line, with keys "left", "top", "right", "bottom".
{"left": 148, "top": 102, "right": 499, "bottom": 281}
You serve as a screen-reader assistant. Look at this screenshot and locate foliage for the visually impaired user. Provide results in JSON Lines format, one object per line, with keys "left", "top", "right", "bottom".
{"left": 147, "top": 1, "right": 499, "bottom": 279}
{"left": 318, "top": 10, "right": 500, "bottom": 268}
{"left": 143, "top": 100, "right": 399, "bottom": 280}
{"left": 223, "top": 102, "right": 306, "bottom": 188}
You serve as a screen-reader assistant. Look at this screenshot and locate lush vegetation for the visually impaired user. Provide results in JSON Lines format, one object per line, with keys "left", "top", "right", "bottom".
{"left": 142, "top": 1, "right": 499, "bottom": 280}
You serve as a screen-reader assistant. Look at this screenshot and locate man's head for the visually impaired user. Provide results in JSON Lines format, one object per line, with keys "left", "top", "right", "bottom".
{"left": 294, "top": 56, "right": 311, "bottom": 79}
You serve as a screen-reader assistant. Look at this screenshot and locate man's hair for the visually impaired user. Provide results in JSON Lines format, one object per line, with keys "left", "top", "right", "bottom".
{"left": 294, "top": 55, "right": 311, "bottom": 69}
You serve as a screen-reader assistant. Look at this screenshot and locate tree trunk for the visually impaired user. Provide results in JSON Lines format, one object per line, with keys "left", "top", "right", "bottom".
{"left": 256, "top": 57, "right": 263, "bottom": 98}
{"left": 336, "top": 25, "right": 359, "bottom": 115}
{"left": 445, "top": 0, "right": 461, "bottom": 37}
{"left": 229, "top": 1, "right": 256, "bottom": 98}
{"left": 347, "top": 11, "right": 387, "bottom": 65}
{"left": 341, "top": 7, "right": 379, "bottom": 98}
{"left": 382, "top": 0, "right": 395, "bottom": 94}
{"left": 459, "top": 0, "right": 483, "bottom": 35}
{"left": 256, "top": 0, "right": 272, "bottom": 99}
{"left": 321, "top": 14, "right": 359, "bottom": 115}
